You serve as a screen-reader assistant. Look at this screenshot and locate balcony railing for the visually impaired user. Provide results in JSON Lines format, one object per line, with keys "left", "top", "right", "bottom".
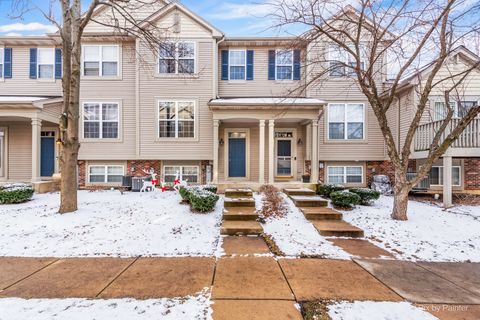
{"left": 414, "top": 119, "right": 480, "bottom": 151}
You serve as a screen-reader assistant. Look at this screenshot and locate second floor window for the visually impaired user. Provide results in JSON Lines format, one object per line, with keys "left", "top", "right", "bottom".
{"left": 229, "top": 50, "right": 246, "bottom": 80}
{"left": 328, "top": 103, "right": 365, "bottom": 140}
{"left": 38, "top": 48, "right": 55, "bottom": 79}
{"left": 158, "top": 100, "right": 195, "bottom": 138}
{"left": 329, "top": 45, "right": 365, "bottom": 77}
{"left": 434, "top": 101, "right": 478, "bottom": 121}
{"left": 83, "top": 102, "right": 119, "bottom": 139}
{"left": 159, "top": 42, "right": 195, "bottom": 74}
{"left": 276, "top": 50, "right": 294, "bottom": 80}
{"left": 82, "top": 45, "right": 119, "bottom": 77}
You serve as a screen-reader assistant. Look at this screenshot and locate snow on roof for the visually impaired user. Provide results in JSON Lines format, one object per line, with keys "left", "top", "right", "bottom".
{"left": 209, "top": 97, "right": 326, "bottom": 106}
{"left": 0, "top": 96, "right": 55, "bottom": 103}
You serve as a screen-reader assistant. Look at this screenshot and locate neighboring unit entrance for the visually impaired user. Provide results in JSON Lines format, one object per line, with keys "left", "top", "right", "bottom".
{"left": 41, "top": 131, "right": 55, "bottom": 177}
{"left": 275, "top": 130, "right": 295, "bottom": 178}
{"left": 228, "top": 132, "right": 247, "bottom": 178}
{"left": 0, "top": 129, "right": 5, "bottom": 178}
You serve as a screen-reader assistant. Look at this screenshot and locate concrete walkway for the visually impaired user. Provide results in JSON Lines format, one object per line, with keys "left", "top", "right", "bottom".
{"left": 1, "top": 257, "right": 479, "bottom": 319}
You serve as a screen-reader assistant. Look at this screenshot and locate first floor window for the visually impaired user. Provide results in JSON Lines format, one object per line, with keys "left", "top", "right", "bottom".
{"left": 163, "top": 166, "right": 199, "bottom": 183}
{"left": 158, "top": 100, "right": 195, "bottom": 138}
{"left": 82, "top": 45, "right": 119, "bottom": 77}
{"left": 276, "top": 49, "right": 293, "bottom": 80}
{"left": 327, "top": 166, "right": 363, "bottom": 184}
{"left": 429, "top": 166, "right": 461, "bottom": 186}
{"left": 328, "top": 103, "right": 364, "bottom": 140}
{"left": 159, "top": 42, "right": 195, "bottom": 74}
{"left": 229, "top": 50, "right": 246, "bottom": 80}
{"left": 38, "top": 48, "right": 55, "bottom": 79}
{"left": 83, "top": 102, "right": 119, "bottom": 139}
{"left": 88, "top": 165, "right": 124, "bottom": 183}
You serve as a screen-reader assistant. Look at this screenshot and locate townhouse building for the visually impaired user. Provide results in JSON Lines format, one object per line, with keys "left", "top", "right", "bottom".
{"left": 0, "top": 1, "right": 478, "bottom": 201}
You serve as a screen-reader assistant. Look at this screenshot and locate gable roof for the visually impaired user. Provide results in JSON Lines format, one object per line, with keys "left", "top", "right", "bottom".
{"left": 139, "top": 1, "right": 224, "bottom": 38}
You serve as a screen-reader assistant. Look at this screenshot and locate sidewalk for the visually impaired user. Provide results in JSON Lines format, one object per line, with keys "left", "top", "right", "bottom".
{"left": 0, "top": 256, "right": 479, "bottom": 319}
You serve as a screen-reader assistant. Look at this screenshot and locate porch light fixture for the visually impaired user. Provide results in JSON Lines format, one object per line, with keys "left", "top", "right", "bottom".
{"left": 297, "top": 138, "right": 303, "bottom": 145}
{"left": 56, "top": 138, "right": 63, "bottom": 146}
{"left": 219, "top": 138, "right": 224, "bottom": 146}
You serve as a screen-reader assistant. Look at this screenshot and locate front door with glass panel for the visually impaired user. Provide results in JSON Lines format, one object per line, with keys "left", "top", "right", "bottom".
{"left": 228, "top": 132, "right": 247, "bottom": 178}
{"left": 275, "top": 132, "right": 294, "bottom": 177}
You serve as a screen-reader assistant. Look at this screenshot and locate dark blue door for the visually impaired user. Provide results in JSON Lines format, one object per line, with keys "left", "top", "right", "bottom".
{"left": 228, "top": 138, "right": 246, "bottom": 177}
{"left": 41, "top": 137, "right": 55, "bottom": 177}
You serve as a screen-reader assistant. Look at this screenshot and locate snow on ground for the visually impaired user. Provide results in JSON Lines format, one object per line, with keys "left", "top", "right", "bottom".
{"left": 0, "top": 190, "right": 223, "bottom": 257}
{"left": 0, "top": 292, "right": 212, "bottom": 320}
{"left": 254, "top": 193, "right": 350, "bottom": 259}
{"left": 342, "top": 196, "right": 480, "bottom": 262}
{"left": 328, "top": 301, "right": 438, "bottom": 320}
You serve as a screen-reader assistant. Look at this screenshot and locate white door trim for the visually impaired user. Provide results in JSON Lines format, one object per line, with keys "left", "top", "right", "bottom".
{"left": 224, "top": 128, "right": 250, "bottom": 181}
{"left": 274, "top": 127, "right": 297, "bottom": 180}
{"left": 0, "top": 127, "right": 8, "bottom": 180}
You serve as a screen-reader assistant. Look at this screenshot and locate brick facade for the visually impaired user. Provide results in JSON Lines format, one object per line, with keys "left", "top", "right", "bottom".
{"left": 126, "top": 160, "right": 162, "bottom": 177}
{"left": 464, "top": 158, "right": 480, "bottom": 190}
{"left": 77, "top": 161, "right": 86, "bottom": 187}
{"left": 366, "top": 160, "right": 416, "bottom": 187}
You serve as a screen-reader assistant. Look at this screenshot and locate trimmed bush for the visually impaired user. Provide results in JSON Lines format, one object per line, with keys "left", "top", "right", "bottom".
{"left": 202, "top": 185, "right": 218, "bottom": 194}
{"left": 0, "top": 184, "right": 34, "bottom": 204}
{"left": 349, "top": 188, "right": 380, "bottom": 205}
{"left": 330, "top": 191, "right": 361, "bottom": 208}
{"left": 180, "top": 186, "right": 219, "bottom": 213}
{"left": 316, "top": 184, "right": 346, "bottom": 198}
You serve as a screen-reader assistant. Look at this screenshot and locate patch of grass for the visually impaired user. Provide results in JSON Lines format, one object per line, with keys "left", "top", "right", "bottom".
{"left": 261, "top": 233, "right": 285, "bottom": 256}
{"left": 301, "top": 301, "right": 332, "bottom": 320}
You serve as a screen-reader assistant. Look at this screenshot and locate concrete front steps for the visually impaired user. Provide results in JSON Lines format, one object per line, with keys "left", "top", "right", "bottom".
{"left": 285, "top": 188, "right": 364, "bottom": 238}
{"left": 221, "top": 189, "right": 262, "bottom": 236}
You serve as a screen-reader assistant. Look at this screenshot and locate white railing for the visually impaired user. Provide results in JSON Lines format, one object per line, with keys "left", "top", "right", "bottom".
{"left": 414, "top": 119, "right": 480, "bottom": 151}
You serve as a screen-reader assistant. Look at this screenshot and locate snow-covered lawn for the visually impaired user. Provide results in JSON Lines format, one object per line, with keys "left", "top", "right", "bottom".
{"left": 0, "top": 190, "right": 223, "bottom": 257}
{"left": 328, "top": 301, "right": 437, "bottom": 320}
{"left": 0, "top": 292, "right": 212, "bottom": 320}
{"left": 342, "top": 196, "right": 480, "bottom": 262}
{"left": 254, "top": 193, "right": 350, "bottom": 259}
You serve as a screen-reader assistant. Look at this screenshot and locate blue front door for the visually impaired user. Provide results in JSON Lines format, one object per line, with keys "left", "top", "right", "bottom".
{"left": 228, "top": 138, "right": 246, "bottom": 178}
{"left": 41, "top": 137, "right": 55, "bottom": 177}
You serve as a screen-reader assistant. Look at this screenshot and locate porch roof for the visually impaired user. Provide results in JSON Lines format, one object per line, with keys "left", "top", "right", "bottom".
{"left": 209, "top": 97, "right": 325, "bottom": 110}
{"left": 0, "top": 96, "right": 62, "bottom": 108}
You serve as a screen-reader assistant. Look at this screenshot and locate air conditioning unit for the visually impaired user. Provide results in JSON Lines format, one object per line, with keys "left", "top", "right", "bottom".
{"left": 132, "top": 176, "right": 149, "bottom": 192}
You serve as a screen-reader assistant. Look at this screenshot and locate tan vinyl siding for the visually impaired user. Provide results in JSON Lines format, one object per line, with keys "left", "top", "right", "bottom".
{"left": 5, "top": 123, "right": 32, "bottom": 181}
{"left": 0, "top": 46, "right": 62, "bottom": 97}
{"left": 218, "top": 47, "right": 303, "bottom": 97}
{"left": 78, "top": 42, "right": 137, "bottom": 160}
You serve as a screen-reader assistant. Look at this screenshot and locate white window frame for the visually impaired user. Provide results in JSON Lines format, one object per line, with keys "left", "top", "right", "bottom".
{"left": 0, "top": 47, "right": 4, "bottom": 79}
{"left": 37, "top": 47, "right": 55, "bottom": 80}
{"left": 430, "top": 166, "right": 461, "bottom": 187}
{"left": 228, "top": 49, "right": 247, "bottom": 80}
{"left": 327, "top": 103, "right": 365, "bottom": 140}
{"left": 158, "top": 41, "right": 196, "bottom": 75}
{"left": 163, "top": 166, "right": 199, "bottom": 184}
{"left": 434, "top": 101, "right": 479, "bottom": 121}
{"left": 81, "top": 45, "right": 120, "bottom": 77}
{"left": 275, "top": 49, "right": 294, "bottom": 80}
{"left": 88, "top": 165, "right": 124, "bottom": 184}
{"left": 82, "top": 102, "right": 120, "bottom": 139}
{"left": 328, "top": 44, "right": 365, "bottom": 77}
{"left": 157, "top": 100, "right": 196, "bottom": 139}
{"left": 327, "top": 166, "right": 364, "bottom": 184}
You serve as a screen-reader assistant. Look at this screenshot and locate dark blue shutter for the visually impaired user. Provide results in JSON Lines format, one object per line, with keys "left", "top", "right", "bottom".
{"left": 268, "top": 50, "right": 276, "bottom": 80}
{"left": 29, "top": 48, "right": 37, "bottom": 79}
{"left": 246, "top": 50, "right": 254, "bottom": 80}
{"left": 293, "top": 49, "right": 301, "bottom": 80}
{"left": 55, "top": 48, "right": 62, "bottom": 79}
{"left": 3, "top": 48, "right": 12, "bottom": 79}
{"left": 221, "top": 50, "right": 229, "bottom": 80}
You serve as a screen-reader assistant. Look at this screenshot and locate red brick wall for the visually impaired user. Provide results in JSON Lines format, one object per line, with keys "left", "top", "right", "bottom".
{"left": 127, "top": 160, "right": 162, "bottom": 177}
{"left": 464, "top": 158, "right": 480, "bottom": 190}
{"left": 366, "top": 160, "right": 416, "bottom": 186}
{"left": 77, "top": 161, "right": 86, "bottom": 187}
{"left": 304, "top": 160, "right": 325, "bottom": 183}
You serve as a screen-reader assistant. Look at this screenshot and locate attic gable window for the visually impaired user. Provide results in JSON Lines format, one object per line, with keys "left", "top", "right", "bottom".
{"left": 82, "top": 45, "right": 119, "bottom": 77}
{"left": 159, "top": 42, "right": 195, "bottom": 74}
{"left": 328, "top": 44, "right": 365, "bottom": 77}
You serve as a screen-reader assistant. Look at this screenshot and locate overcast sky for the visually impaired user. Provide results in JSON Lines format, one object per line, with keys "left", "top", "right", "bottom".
{"left": 0, "top": 0, "right": 281, "bottom": 37}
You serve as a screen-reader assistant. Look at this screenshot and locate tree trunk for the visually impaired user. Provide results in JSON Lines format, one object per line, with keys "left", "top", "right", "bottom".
{"left": 391, "top": 169, "right": 410, "bottom": 220}
{"left": 59, "top": 142, "right": 79, "bottom": 213}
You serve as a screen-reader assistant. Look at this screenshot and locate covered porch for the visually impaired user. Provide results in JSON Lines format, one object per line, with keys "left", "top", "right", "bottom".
{"left": 0, "top": 96, "right": 62, "bottom": 184}
{"left": 209, "top": 98, "right": 325, "bottom": 189}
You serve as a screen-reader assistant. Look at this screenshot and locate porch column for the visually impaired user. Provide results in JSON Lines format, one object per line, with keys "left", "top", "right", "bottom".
{"left": 268, "top": 120, "right": 275, "bottom": 184}
{"left": 311, "top": 120, "right": 319, "bottom": 183}
{"left": 213, "top": 119, "right": 220, "bottom": 184}
{"left": 259, "top": 120, "right": 266, "bottom": 185}
{"left": 31, "top": 118, "right": 42, "bottom": 182}
{"left": 443, "top": 155, "right": 453, "bottom": 208}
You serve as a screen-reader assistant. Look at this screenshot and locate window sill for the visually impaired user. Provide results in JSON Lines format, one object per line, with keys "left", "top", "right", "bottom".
{"left": 275, "top": 79, "right": 298, "bottom": 83}
{"left": 154, "top": 73, "right": 200, "bottom": 79}
{"left": 324, "top": 139, "right": 368, "bottom": 144}
{"left": 227, "top": 80, "right": 247, "bottom": 84}
{"left": 81, "top": 76, "right": 123, "bottom": 81}
{"left": 155, "top": 137, "right": 199, "bottom": 143}
{"left": 35, "top": 78, "right": 58, "bottom": 83}
{"left": 80, "top": 138, "right": 123, "bottom": 143}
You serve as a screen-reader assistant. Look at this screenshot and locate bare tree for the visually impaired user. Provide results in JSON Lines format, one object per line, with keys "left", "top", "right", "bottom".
{"left": 12, "top": 0, "right": 180, "bottom": 213}
{"left": 268, "top": 0, "right": 480, "bottom": 220}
